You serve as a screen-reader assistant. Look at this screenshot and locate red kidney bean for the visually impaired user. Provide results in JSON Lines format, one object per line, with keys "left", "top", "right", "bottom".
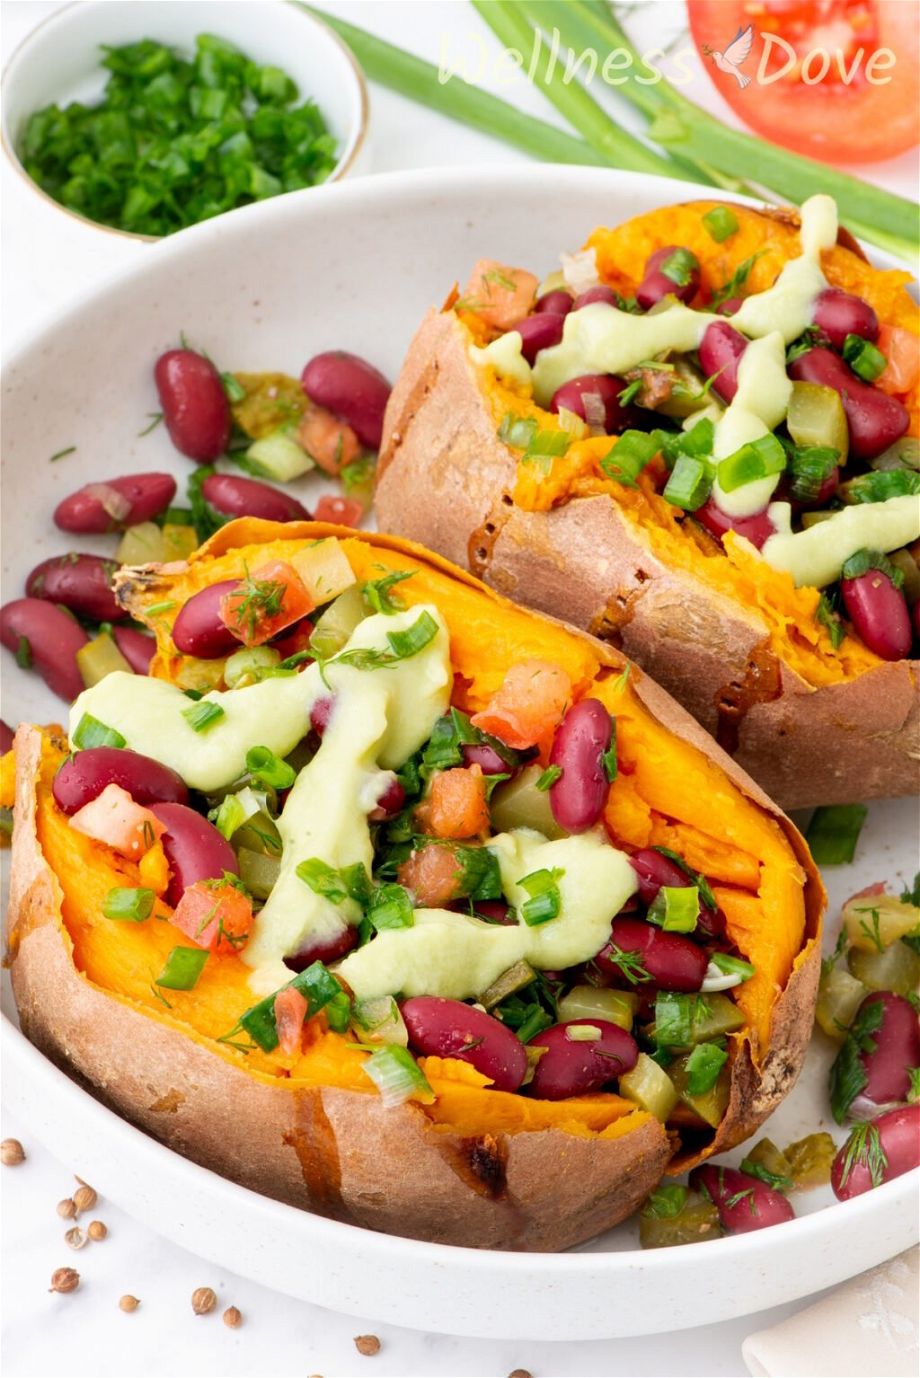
{"left": 201, "top": 473, "right": 310, "bottom": 523}
{"left": 573, "top": 284, "right": 619, "bottom": 311}
{"left": 0, "top": 720, "right": 14, "bottom": 754}
{"left": 26, "top": 554, "right": 125, "bottom": 623}
{"left": 850, "top": 992, "right": 920, "bottom": 1115}
{"left": 788, "top": 348, "right": 909, "bottom": 461}
{"left": 812, "top": 287, "right": 879, "bottom": 350}
{"left": 699, "top": 321, "right": 747, "bottom": 403}
{"left": 154, "top": 349, "right": 231, "bottom": 461}
{"left": 270, "top": 618, "right": 315, "bottom": 662}
{"left": 53, "top": 473, "right": 177, "bottom": 534}
{"left": 831, "top": 1105, "right": 920, "bottom": 1200}
{"left": 690, "top": 1165, "right": 794, "bottom": 1233}
{"left": 535, "top": 290, "right": 573, "bottom": 316}
{"left": 149, "top": 802, "right": 239, "bottom": 907}
{"left": 369, "top": 774, "right": 406, "bottom": 822}
{"left": 301, "top": 351, "right": 391, "bottom": 450}
{"left": 53, "top": 746, "right": 189, "bottom": 814}
{"left": 629, "top": 848, "right": 724, "bottom": 940}
{"left": 526, "top": 1019, "right": 638, "bottom": 1100}
{"left": 550, "top": 374, "right": 634, "bottom": 433}
{"left": 548, "top": 698, "right": 613, "bottom": 834}
{"left": 781, "top": 465, "right": 840, "bottom": 511}
{"left": 310, "top": 695, "right": 335, "bottom": 737}
{"left": 284, "top": 925, "right": 357, "bottom": 973}
{"left": 637, "top": 246, "right": 700, "bottom": 311}
{"left": 470, "top": 898, "right": 514, "bottom": 925}
{"left": 595, "top": 916, "right": 708, "bottom": 992}
{"left": 462, "top": 742, "right": 509, "bottom": 775}
{"left": 112, "top": 625, "right": 156, "bottom": 674}
{"left": 841, "top": 567, "right": 912, "bottom": 662}
{"left": 171, "top": 581, "right": 240, "bottom": 659}
{"left": 510, "top": 313, "right": 565, "bottom": 364}
{"left": 401, "top": 996, "right": 527, "bottom": 1092}
{"left": 694, "top": 498, "right": 775, "bottom": 551}
{"left": 0, "top": 599, "right": 88, "bottom": 701}
{"left": 913, "top": 600, "right": 920, "bottom": 642}
{"left": 717, "top": 297, "right": 742, "bottom": 317}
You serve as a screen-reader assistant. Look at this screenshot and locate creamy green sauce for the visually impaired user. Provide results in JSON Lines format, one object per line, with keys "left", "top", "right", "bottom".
{"left": 337, "top": 828, "right": 637, "bottom": 1000}
{"left": 760, "top": 494, "right": 920, "bottom": 588}
{"left": 712, "top": 333, "right": 792, "bottom": 518}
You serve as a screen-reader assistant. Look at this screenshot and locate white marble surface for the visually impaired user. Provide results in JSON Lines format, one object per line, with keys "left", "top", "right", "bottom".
{"left": 1, "top": 4, "right": 917, "bottom": 1376}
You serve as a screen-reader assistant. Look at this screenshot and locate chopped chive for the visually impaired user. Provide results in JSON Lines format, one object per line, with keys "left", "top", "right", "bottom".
{"left": 663, "top": 455, "right": 712, "bottom": 511}
{"left": 806, "top": 804, "right": 868, "bottom": 865}
{"left": 599, "top": 429, "right": 661, "bottom": 486}
{"left": 536, "top": 765, "right": 562, "bottom": 791}
{"left": 246, "top": 745, "right": 296, "bottom": 791}
{"left": 702, "top": 206, "right": 739, "bottom": 243}
{"left": 144, "top": 600, "right": 177, "bottom": 616}
{"left": 102, "top": 887, "right": 155, "bottom": 922}
{"left": 49, "top": 446, "right": 76, "bottom": 462}
{"left": 155, "top": 946, "right": 209, "bottom": 991}
{"left": 716, "top": 434, "right": 786, "bottom": 493}
{"left": 518, "top": 867, "right": 564, "bottom": 926}
{"left": 842, "top": 334, "right": 887, "bottom": 383}
{"left": 181, "top": 701, "right": 225, "bottom": 733}
{"left": 647, "top": 885, "right": 698, "bottom": 934}
{"left": 72, "top": 714, "right": 126, "bottom": 750}
{"left": 362, "top": 1044, "right": 434, "bottom": 1107}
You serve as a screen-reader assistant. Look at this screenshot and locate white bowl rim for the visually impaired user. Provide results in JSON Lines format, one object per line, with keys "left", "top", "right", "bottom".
{"left": 0, "top": 0, "right": 370, "bottom": 242}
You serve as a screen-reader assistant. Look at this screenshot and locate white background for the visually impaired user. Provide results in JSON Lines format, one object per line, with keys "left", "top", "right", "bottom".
{"left": 2, "top": 4, "right": 917, "bottom": 1377}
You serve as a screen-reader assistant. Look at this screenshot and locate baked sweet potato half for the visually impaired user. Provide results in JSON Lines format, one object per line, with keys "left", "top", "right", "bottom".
{"left": 6, "top": 521, "right": 823, "bottom": 1250}
{"left": 376, "top": 197, "right": 920, "bottom": 808}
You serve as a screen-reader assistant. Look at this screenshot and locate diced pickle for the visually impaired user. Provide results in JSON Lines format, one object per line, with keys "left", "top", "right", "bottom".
{"left": 783, "top": 1132, "right": 836, "bottom": 1189}
{"left": 480, "top": 960, "right": 537, "bottom": 1010}
{"left": 847, "top": 940, "right": 920, "bottom": 998}
{"left": 490, "top": 764, "right": 567, "bottom": 840}
{"left": 639, "top": 1191, "right": 720, "bottom": 1248}
{"left": 224, "top": 646, "right": 282, "bottom": 689}
{"left": 887, "top": 549, "right": 920, "bottom": 606}
{"left": 668, "top": 1055, "right": 730, "bottom": 1128}
{"left": 800, "top": 510, "right": 836, "bottom": 529}
{"left": 231, "top": 371, "right": 306, "bottom": 440}
{"left": 652, "top": 359, "right": 712, "bottom": 419}
{"left": 76, "top": 632, "right": 133, "bottom": 688}
{"left": 351, "top": 996, "right": 409, "bottom": 1047}
{"left": 161, "top": 523, "right": 199, "bottom": 561}
{"left": 619, "top": 1052, "right": 679, "bottom": 1121}
{"left": 173, "top": 656, "right": 227, "bottom": 694}
{"left": 238, "top": 846, "right": 281, "bottom": 899}
{"left": 743, "top": 1137, "right": 794, "bottom": 1187}
{"left": 870, "top": 436, "right": 920, "bottom": 472}
{"left": 309, "top": 584, "right": 366, "bottom": 660}
{"left": 787, "top": 381, "right": 848, "bottom": 462}
{"left": 557, "top": 984, "right": 639, "bottom": 1031}
{"left": 233, "top": 810, "right": 282, "bottom": 858}
{"left": 843, "top": 893, "right": 920, "bottom": 951}
{"left": 116, "top": 521, "right": 166, "bottom": 566}
{"left": 815, "top": 966, "right": 869, "bottom": 1040}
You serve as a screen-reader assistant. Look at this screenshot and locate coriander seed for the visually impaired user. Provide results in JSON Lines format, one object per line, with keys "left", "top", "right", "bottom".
{"left": 64, "top": 1227, "right": 87, "bottom": 1250}
{"left": 87, "top": 1220, "right": 107, "bottom": 1241}
{"left": 57, "top": 1198, "right": 77, "bottom": 1219}
{"left": 354, "top": 1335, "right": 381, "bottom": 1356}
{"left": 72, "top": 1184, "right": 97, "bottom": 1215}
{"left": 119, "top": 1295, "right": 140, "bottom": 1312}
{"left": 50, "top": 1267, "right": 80, "bottom": 1293}
{"left": 1, "top": 1139, "right": 25, "bottom": 1166}
{"left": 191, "top": 1286, "right": 217, "bottom": 1315}
{"left": 223, "top": 1305, "right": 242, "bottom": 1328}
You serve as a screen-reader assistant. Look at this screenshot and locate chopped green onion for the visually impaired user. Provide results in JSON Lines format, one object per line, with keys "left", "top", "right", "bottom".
{"left": 843, "top": 470, "right": 920, "bottom": 504}
{"left": 660, "top": 247, "right": 699, "bottom": 288}
{"left": 362, "top": 1044, "right": 434, "bottom": 1107}
{"left": 674, "top": 416, "right": 715, "bottom": 460}
{"left": 498, "top": 413, "right": 538, "bottom": 450}
{"left": 787, "top": 446, "right": 838, "bottom": 503}
{"left": 651, "top": 847, "right": 717, "bottom": 913}
{"left": 716, "top": 434, "right": 786, "bottom": 493}
{"left": 641, "top": 1183, "right": 688, "bottom": 1218}
{"left": 102, "top": 887, "right": 155, "bottom": 922}
{"left": 296, "top": 858, "right": 349, "bottom": 903}
{"left": 648, "top": 886, "right": 699, "bottom": 934}
{"left": 522, "top": 427, "right": 571, "bottom": 473}
{"left": 182, "top": 700, "right": 225, "bottom": 733}
{"left": 840, "top": 549, "right": 904, "bottom": 587}
{"left": 829, "top": 998, "right": 884, "bottom": 1122}
{"left": 518, "top": 867, "right": 564, "bottom": 926}
{"left": 156, "top": 946, "right": 209, "bottom": 991}
{"left": 367, "top": 883, "right": 414, "bottom": 931}
{"left": 49, "top": 445, "right": 77, "bottom": 463}
{"left": 536, "top": 765, "right": 562, "bottom": 791}
{"left": 816, "top": 592, "right": 846, "bottom": 651}
{"left": 684, "top": 1042, "right": 728, "bottom": 1096}
{"left": 709, "top": 952, "right": 756, "bottom": 982}
{"left": 702, "top": 207, "right": 739, "bottom": 243}
{"left": 449, "top": 845, "right": 504, "bottom": 901}
{"left": 617, "top": 378, "right": 643, "bottom": 407}
{"left": 211, "top": 787, "right": 262, "bottom": 842}
{"left": 806, "top": 804, "right": 868, "bottom": 865}
{"left": 842, "top": 334, "right": 887, "bottom": 383}
{"left": 362, "top": 570, "right": 414, "bottom": 615}
{"left": 238, "top": 960, "right": 343, "bottom": 1051}
{"left": 246, "top": 745, "right": 296, "bottom": 791}
{"left": 352, "top": 995, "right": 408, "bottom": 1045}
{"left": 600, "top": 429, "right": 661, "bottom": 486}
{"left": 72, "top": 714, "right": 126, "bottom": 751}
{"left": 663, "top": 455, "right": 712, "bottom": 511}
{"left": 324, "top": 989, "right": 353, "bottom": 1033}
{"left": 221, "top": 372, "right": 247, "bottom": 404}
{"left": 385, "top": 611, "right": 439, "bottom": 660}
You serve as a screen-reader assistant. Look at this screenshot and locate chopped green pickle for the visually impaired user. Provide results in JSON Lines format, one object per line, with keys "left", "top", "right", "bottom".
{"left": 743, "top": 1137, "right": 794, "bottom": 1189}
{"left": 786, "top": 381, "right": 848, "bottom": 462}
{"left": 618, "top": 1052, "right": 679, "bottom": 1121}
{"left": 639, "top": 1189, "right": 720, "bottom": 1248}
{"left": 480, "top": 960, "right": 537, "bottom": 1010}
{"left": 490, "top": 764, "right": 567, "bottom": 839}
{"left": 309, "top": 584, "right": 367, "bottom": 660}
{"left": 76, "top": 633, "right": 133, "bottom": 689}
{"left": 847, "top": 940, "right": 920, "bottom": 998}
{"left": 887, "top": 549, "right": 920, "bottom": 606}
{"left": 238, "top": 846, "right": 281, "bottom": 899}
{"left": 116, "top": 521, "right": 166, "bottom": 565}
{"left": 557, "top": 984, "right": 638, "bottom": 1031}
{"left": 843, "top": 893, "right": 919, "bottom": 952}
{"left": 668, "top": 1054, "right": 731, "bottom": 1128}
{"left": 783, "top": 1132, "right": 837, "bottom": 1189}
{"left": 815, "top": 966, "right": 869, "bottom": 1040}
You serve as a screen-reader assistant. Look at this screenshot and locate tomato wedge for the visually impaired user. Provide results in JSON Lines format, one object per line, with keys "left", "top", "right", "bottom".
{"left": 471, "top": 659, "right": 571, "bottom": 756}
{"left": 171, "top": 878, "right": 253, "bottom": 955}
{"left": 689, "top": 0, "right": 919, "bottom": 164}
{"left": 220, "top": 560, "right": 313, "bottom": 647}
{"left": 298, "top": 406, "right": 361, "bottom": 476}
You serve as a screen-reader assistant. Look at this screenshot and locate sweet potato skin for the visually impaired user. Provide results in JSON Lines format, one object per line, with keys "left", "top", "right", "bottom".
{"left": 377, "top": 292, "right": 919, "bottom": 809}
{"left": 8, "top": 525, "right": 823, "bottom": 1246}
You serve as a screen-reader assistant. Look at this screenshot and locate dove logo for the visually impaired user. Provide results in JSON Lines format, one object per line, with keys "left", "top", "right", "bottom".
{"left": 701, "top": 25, "right": 754, "bottom": 90}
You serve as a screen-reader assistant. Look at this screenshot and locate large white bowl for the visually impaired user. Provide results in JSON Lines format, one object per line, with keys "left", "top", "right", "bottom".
{"left": 1, "top": 0, "right": 369, "bottom": 239}
{"left": 2, "top": 166, "right": 917, "bottom": 1340}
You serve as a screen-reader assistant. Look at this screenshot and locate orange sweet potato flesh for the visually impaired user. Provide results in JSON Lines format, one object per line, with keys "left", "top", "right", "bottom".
{"left": 8, "top": 523, "right": 823, "bottom": 1246}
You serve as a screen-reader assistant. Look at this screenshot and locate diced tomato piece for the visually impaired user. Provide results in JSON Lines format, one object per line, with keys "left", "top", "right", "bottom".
{"left": 220, "top": 560, "right": 314, "bottom": 647}
{"left": 876, "top": 326, "right": 920, "bottom": 396}
{"left": 461, "top": 259, "right": 539, "bottom": 330}
{"left": 415, "top": 765, "right": 490, "bottom": 840}
{"left": 313, "top": 495, "right": 364, "bottom": 527}
{"left": 271, "top": 617, "right": 314, "bottom": 661}
{"left": 471, "top": 659, "right": 571, "bottom": 756}
{"left": 274, "top": 985, "right": 308, "bottom": 1055}
{"left": 298, "top": 406, "right": 362, "bottom": 476}
{"left": 69, "top": 783, "right": 164, "bottom": 859}
{"left": 171, "top": 879, "right": 253, "bottom": 955}
{"left": 398, "top": 844, "right": 464, "bottom": 907}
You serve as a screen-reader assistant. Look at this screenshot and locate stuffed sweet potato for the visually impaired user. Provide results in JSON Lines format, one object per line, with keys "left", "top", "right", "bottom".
{"left": 6, "top": 521, "right": 823, "bottom": 1250}
{"left": 376, "top": 197, "right": 920, "bottom": 808}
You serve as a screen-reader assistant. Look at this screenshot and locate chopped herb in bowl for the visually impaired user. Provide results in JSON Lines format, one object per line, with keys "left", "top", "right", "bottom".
{"left": 19, "top": 34, "right": 338, "bottom": 236}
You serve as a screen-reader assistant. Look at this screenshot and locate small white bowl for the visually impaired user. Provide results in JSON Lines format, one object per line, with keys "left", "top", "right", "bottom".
{"left": 1, "top": 0, "right": 369, "bottom": 241}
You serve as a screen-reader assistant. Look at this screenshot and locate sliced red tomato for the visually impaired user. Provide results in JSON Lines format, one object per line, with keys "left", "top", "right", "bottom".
{"left": 298, "top": 406, "right": 361, "bottom": 476}
{"left": 220, "top": 560, "right": 313, "bottom": 647}
{"left": 313, "top": 495, "right": 364, "bottom": 527}
{"left": 689, "top": 0, "right": 919, "bottom": 164}
{"left": 471, "top": 659, "right": 571, "bottom": 757}
{"left": 398, "top": 845, "right": 464, "bottom": 907}
{"left": 876, "top": 326, "right": 920, "bottom": 395}
{"left": 171, "top": 878, "right": 253, "bottom": 955}
{"left": 274, "top": 985, "right": 308, "bottom": 1054}
{"left": 69, "top": 783, "right": 164, "bottom": 860}
{"left": 415, "top": 765, "right": 491, "bottom": 840}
